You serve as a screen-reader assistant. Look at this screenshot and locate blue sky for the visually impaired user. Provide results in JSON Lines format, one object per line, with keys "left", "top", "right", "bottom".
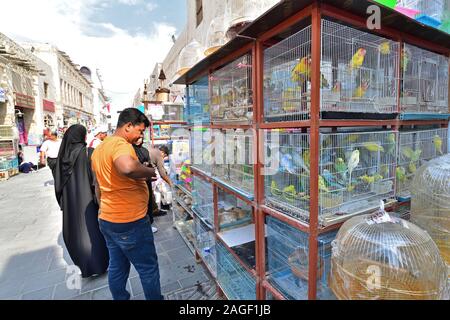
{"left": 0, "top": 0, "right": 187, "bottom": 111}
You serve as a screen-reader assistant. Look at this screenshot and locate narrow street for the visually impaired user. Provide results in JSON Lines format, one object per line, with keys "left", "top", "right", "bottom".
{"left": 0, "top": 168, "right": 217, "bottom": 300}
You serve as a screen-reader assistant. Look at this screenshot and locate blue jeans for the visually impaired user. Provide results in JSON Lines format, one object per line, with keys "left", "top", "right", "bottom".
{"left": 99, "top": 216, "right": 163, "bottom": 300}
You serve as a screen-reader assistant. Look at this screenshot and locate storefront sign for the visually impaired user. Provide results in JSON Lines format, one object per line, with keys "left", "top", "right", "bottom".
{"left": 43, "top": 99, "right": 55, "bottom": 112}
{"left": 14, "top": 92, "right": 35, "bottom": 109}
{"left": 0, "top": 88, "right": 6, "bottom": 103}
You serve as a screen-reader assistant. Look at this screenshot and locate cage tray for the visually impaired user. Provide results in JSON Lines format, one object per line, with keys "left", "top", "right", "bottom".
{"left": 321, "top": 111, "right": 398, "bottom": 120}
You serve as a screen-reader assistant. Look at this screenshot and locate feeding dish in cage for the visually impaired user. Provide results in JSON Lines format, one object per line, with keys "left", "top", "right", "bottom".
{"left": 329, "top": 205, "right": 448, "bottom": 300}
{"left": 205, "top": 16, "right": 228, "bottom": 56}
{"left": 288, "top": 247, "right": 324, "bottom": 281}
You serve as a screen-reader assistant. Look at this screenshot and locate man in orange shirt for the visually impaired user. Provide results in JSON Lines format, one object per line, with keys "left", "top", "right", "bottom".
{"left": 91, "top": 108, "right": 162, "bottom": 300}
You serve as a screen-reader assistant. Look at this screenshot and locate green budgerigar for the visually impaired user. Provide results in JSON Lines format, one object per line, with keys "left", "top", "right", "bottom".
{"left": 318, "top": 175, "right": 330, "bottom": 193}
{"left": 386, "top": 133, "right": 396, "bottom": 155}
{"left": 363, "top": 142, "right": 385, "bottom": 153}
{"left": 396, "top": 167, "right": 407, "bottom": 184}
{"left": 334, "top": 157, "right": 347, "bottom": 180}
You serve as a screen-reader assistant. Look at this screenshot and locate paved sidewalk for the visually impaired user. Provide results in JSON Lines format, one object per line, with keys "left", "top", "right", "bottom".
{"left": 0, "top": 168, "right": 216, "bottom": 300}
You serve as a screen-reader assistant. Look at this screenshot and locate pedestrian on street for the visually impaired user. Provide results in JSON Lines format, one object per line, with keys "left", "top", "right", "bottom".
{"left": 54, "top": 124, "right": 109, "bottom": 278}
{"left": 40, "top": 130, "right": 61, "bottom": 179}
{"left": 87, "top": 125, "right": 108, "bottom": 160}
{"left": 148, "top": 145, "right": 173, "bottom": 216}
{"left": 91, "top": 108, "right": 163, "bottom": 300}
{"left": 133, "top": 137, "right": 159, "bottom": 233}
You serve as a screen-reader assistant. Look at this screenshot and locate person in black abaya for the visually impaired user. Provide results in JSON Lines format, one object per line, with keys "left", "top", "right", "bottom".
{"left": 54, "top": 124, "right": 109, "bottom": 278}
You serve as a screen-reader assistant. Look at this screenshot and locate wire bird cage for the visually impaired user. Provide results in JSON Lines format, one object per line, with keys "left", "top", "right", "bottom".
{"left": 224, "top": 0, "right": 262, "bottom": 40}
{"left": 210, "top": 54, "right": 253, "bottom": 124}
{"left": 329, "top": 213, "right": 448, "bottom": 300}
{"left": 217, "top": 187, "right": 252, "bottom": 231}
{"left": 264, "top": 25, "right": 312, "bottom": 122}
{"left": 411, "top": 154, "right": 450, "bottom": 273}
{"left": 177, "top": 40, "right": 205, "bottom": 76}
{"left": 204, "top": 15, "right": 228, "bottom": 56}
{"left": 194, "top": 217, "right": 217, "bottom": 278}
{"left": 186, "top": 76, "right": 210, "bottom": 124}
{"left": 264, "top": 129, "right": 397, "bottom": 226}
{"left": 397, "top": 128, "right": 448, "bottom": 199}
{"left": 190, "top": 127, "right": 214, "bottom": 176}
{"left": 0, "top": 140, "right": 18, "bottom": 157}
{"left": 192, "top": 174, "right": 214, "bottom": 228}
{"left": 401, "top": 44, "right": 449, "bottom": 114}
{"left": 216, "top": 241, "right": 256, "bottom": 300}
{"left": 266, "top": 216, "right": 337, "bottom": 300}
{"left": 0, "top": 126, "right": 15, "bottom": 139}
{"left": 320, "top": 20, "right": 399, "bottom": 116}
{"left": 212, "top": 129, "right": 254, "bottom": 198}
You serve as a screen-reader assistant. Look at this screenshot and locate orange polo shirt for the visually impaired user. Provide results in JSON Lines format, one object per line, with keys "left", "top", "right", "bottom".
{"left": 91, "top": 136, "right": 149, "bottom": 223}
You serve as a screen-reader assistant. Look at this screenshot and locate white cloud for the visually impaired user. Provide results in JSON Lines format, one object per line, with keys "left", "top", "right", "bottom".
{"left": 145, "top": 3, "right": 158, "bottom": 12}
{"left": 0, "top": 0, "right": 176, "bottom": 114}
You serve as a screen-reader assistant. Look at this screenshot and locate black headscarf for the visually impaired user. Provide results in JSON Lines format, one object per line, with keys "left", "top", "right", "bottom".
{"left": 54, "top": 124, "right": 87, "bottom": 208}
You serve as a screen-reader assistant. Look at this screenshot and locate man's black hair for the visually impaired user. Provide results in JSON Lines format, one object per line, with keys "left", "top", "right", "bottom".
{"left": 116, "top": 108, "right": 150, "bottom": 128}
{"left": 159, "top": 145, "right": 170, "bottom": 156}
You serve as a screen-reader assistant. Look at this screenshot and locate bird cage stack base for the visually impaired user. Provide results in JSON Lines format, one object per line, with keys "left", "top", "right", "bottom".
{"left": 194, "top": 216, "right": 217, "bottom": 278}
{"left": 263, "top": 25, "right": 312, "bottom": 123}
{"left": 411, "top": 154, "right": 450, "bottom": 275}
{"left": 320, "top": 20, "right": 399, "bottom": 118}
{"left": 401, "top": 44, "right": 449, "bottom": 116}
{"left": 397, "top": 128, "right": 448, "bottom": 200}
{"left": 186, "top": 76, "right": 210, "bottom": 125}
{"left": 216, "top": 241, "right": 256, "bottom": 300}
{"left": 192, "top": 174, "right": 214, "bottom": 228}
{"left": 329, "top": 212, "right": 448, "bottom": 300}
{"left": 210, "top": 54, "right": 253, "bottom": 124}
{"left": 264, "top": 129, "right": 396, "bottom": 226}
{"left": 266, "top": 216, "right": 337, "bottom": 300}
{"left": 213, "top": 129, "right": 254, "bottom": 199}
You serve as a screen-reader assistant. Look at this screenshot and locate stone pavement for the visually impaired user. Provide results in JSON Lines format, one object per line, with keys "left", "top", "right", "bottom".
{"left": 0, "top": 168, "right": 217, "bottom": 300}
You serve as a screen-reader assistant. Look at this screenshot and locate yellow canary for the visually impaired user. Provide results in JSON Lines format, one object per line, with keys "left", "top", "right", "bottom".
{"left": 291, "top": 56, "right": 311, "bottom": 84}
{"left": 349, "top": 48, "right": 367, "bottom": 71}
{"left": 363, "top": 142, "right": 385, "bottom": 153}
{"left": 379, "top": 41, "right": 390, "bottom": 55}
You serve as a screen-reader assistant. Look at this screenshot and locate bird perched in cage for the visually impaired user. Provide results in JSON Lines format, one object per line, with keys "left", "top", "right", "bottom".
{"left": 280, "top": 153, "right": 296, "bottom": 174}
{"left": 353, "top": 81, "right": 370, "bottom": 98}
{"left": 396, "top": 166, "right": 407, "bottom": 184}
{"left": 270, "top": 180, "right": 282, "bottom": 196}
{"left": 318, "top": 175, "right": 330, "bottom": 193}
{"left": 348, "top": 48, "right": 367, "bottom": 72}
{"left": 401, "top": 47, "right": 410, "bottom": 71}
{"left": 380, "top": 164, "right": 390, "bottom": 178}
{"left": 321, "top": 74, "right": 330, "bottom": 89}
{"left": 292, "top": 150, "right": 310, "bottom": 173}
{"left": 282, "top": 185, "right": 298, "bottom": 203}
{"left": 302, "top": 150, "right": 311, "bottom": 170}
{"left": 386, "top": 133, "right": 396, "bottom": 156}
{"left": 359, "top": 174, "right": 383, "bottom": 185}
{"left": 291, "top": 55, "right": 311, "bottom": 85}
{"left": 363, "top": 142, "right": 385, "bottom": 153}
{"left": 402, "top": 146, "right": 422, "bottom": 174}
{"left": 347, "top": 149, "right": 360, "bottom": 189}
{"left": 432, "top": 135, "right": 443, "bottom": 155}
{"left": 344, "top": 134, "right": 359, "bottom": 144}
{"left": 379, "top": 41, "right": 391, "bottom": 55}
{"left": 322, "top": 169, "right": 343, "bottom": 190}
{"left": 334, "top": 157, "right": 348, "bottom": 180}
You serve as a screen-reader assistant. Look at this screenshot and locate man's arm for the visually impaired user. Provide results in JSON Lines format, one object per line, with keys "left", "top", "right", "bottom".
{"left": 155, "top": 152, "right": 173, "bottom": 187}
{"left": 40, "top": 142, "right": 47, "bottom": 164}
{"left": 114, "top": 155, "right": 156, "bottom": 180}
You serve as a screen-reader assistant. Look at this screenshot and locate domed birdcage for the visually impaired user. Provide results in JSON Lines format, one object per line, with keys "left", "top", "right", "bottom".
{"left": 224, "top": 0, "right": 261, "bottom": 40}
{"left": 329, "top": 206, "right": 448, "bottom": 300}
{"left": 204, "top": 15, "right": 228, "bottom": 56}
{"left": 176, "top": 40, "right": 205, "bottom": 76}
{"left": 411, "top": 154, "right": 450, "bottom": 274}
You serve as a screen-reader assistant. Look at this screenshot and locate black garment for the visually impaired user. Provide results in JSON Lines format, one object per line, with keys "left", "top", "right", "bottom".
{"left": 47, "top": 157, "right": 57, "bottom": 178}
{"left": 133, "top": 144, "right": 157, "bottom": 224}
{"left": 54, "top": 124, "right": 109, "bottom": 278}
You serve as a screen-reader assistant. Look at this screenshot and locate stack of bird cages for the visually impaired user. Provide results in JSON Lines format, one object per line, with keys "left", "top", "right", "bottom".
{"left": 401, "top": 43, "right": 449, "bottom": 114}
{"left": 186, "top": 76, "right": 210, "bottom": 125}
{"left": 397, "top": 128, "right": 448, "bottom": 199}
{"left": 212, "top": 129, "right": 254, "bottom": 198}
{"left": 217, "top": 187, "right": 252, "bottom": 231}
{"left": 162, "top": 103, "right": 185, "bottom": 122}
{"left": 190, "top": 127, "right": 214, "bottom": 176}
{"left": 210, "top": 54, "right": 253, "bottom": 124}
{"left": 191, "top": 174, "right": 214, "bottom": 228}
{"left": 263, "top": 24, "right": 311, "bottom": 122}
{"left": 194, "top": 216, "right": 217, "bottom": 278}
{"left": 264, "top": 129, "right": 397, "bottom": 226}
{"left": 216, "top": 241, "right": 256, "bottom": 300}
{"left": 320, "top": 19, "right": 399, "bottom": 117}
{"left": 266, "top": 216, "right": 337, "bottom": 300}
